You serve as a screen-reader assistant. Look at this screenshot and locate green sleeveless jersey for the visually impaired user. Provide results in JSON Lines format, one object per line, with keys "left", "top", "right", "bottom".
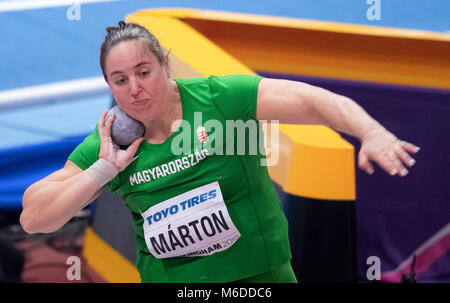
{"left": 68, "top": 74, "right": 291, "bottom": 282}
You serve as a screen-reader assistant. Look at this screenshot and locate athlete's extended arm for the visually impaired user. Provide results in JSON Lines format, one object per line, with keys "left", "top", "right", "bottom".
{"left": 20, "top": 110, "right": 144, "bottom": 234}
{"left": 256, "top": 78, "right": 420, "bottom": 177}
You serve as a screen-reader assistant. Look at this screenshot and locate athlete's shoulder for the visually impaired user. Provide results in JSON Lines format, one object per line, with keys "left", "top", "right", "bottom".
{"left": 207, "top": 74, "right": 262, "bottom": 91}
{"left": 175, "top": 74, "right": 261, "bottom": 86}
{"left": 68, "top": 125, "right": 101, "bottom": 170}
{"left": 174, "top": 76, "right": 209, "bottom": 87}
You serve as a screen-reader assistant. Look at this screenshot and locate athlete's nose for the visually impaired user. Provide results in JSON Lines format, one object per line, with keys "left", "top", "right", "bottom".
{"left": 130, "top": 77, "right": 142, "bottom": 98}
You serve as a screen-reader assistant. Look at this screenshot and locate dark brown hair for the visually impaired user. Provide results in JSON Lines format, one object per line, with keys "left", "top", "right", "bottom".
{"left": 100, "top": 21, "right": 165, "bottom": 81}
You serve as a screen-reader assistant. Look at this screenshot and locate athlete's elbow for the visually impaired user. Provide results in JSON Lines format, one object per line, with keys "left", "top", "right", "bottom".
{"left": 20, "top": 210, "right": 38, "bottom": 234}
{"left": 20, "top": 197, "right": 59, "bottom": 235}
{"left": 20, "top": 212, "right": 60, "bottom": 235}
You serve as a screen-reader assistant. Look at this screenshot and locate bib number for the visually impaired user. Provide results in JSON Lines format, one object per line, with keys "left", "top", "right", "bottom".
{"left": 142, "top": 181, "right": 241, "bottom": 259}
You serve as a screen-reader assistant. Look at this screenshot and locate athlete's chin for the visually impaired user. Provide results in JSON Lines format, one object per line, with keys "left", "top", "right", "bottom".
{"left": 134, "top": 110, "right": 162, "bottom": 124}
{"left": 128, "top": 105, "right": 158, "bottom": 122}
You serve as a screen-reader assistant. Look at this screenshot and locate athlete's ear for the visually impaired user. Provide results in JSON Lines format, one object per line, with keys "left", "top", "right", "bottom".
{"left": 164, "top": 49, "right": 171, "bottom": 78}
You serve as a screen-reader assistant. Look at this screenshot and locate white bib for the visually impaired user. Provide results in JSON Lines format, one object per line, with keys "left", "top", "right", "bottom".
{"left": 142, "top": 181, "right": 241, "bottom": 259}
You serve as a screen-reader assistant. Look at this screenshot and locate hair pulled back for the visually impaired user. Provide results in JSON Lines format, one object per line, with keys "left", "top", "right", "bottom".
{"left": 100, "top": 21, "right": 165, "bottom": 81}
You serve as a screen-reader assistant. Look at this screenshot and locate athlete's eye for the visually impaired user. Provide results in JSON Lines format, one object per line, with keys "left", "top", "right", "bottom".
{"left": 115, "top": 78, "right": 126, "bottom": 85}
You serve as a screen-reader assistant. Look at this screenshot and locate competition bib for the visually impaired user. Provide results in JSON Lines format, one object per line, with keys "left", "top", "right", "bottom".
{"left": 142, "top": 181, "right": 241, "bottom": 259}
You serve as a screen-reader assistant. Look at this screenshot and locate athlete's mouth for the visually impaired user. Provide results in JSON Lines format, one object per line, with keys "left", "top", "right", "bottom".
{"left": 133, "top": 99, "right": 149, "bottom": 106}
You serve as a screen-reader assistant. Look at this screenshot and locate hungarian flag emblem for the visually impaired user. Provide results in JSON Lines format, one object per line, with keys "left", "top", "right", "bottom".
{"left": 197, "top": 126, "right": 208, "bottom": 143}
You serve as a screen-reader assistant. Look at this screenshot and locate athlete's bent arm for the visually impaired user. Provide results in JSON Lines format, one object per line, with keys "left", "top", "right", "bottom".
{"left": 20, "top": 161, "right": 103, "bottom": 234}
{"left": 256, "top": 78, "right": 420, "bottom": 176}
{"left": 20, "top": 110, "right": 144, "bottom": 234}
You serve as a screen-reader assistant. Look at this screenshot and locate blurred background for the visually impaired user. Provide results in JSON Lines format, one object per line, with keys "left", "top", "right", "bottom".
{"left": 0, "top": 0, "right": 449, "bottom": 283}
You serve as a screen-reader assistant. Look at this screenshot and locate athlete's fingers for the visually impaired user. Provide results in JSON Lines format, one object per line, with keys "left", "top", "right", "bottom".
{"left": 394, "top": 143, "right": 416, "bottom": 168}
{"left": 126, "top": 137, "right": 145, "bottom": 157}
{"left": 387, "top": 148, "right": 409, "bottom": 177}
{"left": 103, "top": 114, "right": 115, "bottom": 139}
{"left": 98, "top": 109, "right": 108, "bottom": 138}
{"left": 370, "top": 149, "right": 399, "bottom": 176}
{"left": 358, "top": 151, "right": 374, "bottom": 175}
{"left": 399, "top": 140, "right": 420, "bottom": 154}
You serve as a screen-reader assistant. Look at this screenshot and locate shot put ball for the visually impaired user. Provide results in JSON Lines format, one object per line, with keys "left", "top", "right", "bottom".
{"left": 105, "top": 106, "right": 145, "bottom": 146}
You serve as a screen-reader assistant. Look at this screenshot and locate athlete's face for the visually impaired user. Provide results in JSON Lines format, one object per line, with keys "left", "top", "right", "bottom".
{"left": 105, "top": 40, "right": 171, "bottom": 123}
